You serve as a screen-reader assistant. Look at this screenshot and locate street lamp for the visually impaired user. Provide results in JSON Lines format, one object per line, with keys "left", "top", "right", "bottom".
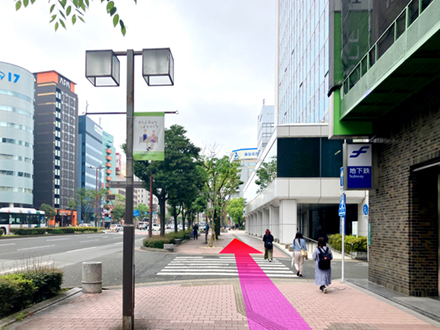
{"left": 85, "top": 48, "right": 174, "bottom": 330}
{"left": 89, "top": 166, "right": 105, "bottom": 227}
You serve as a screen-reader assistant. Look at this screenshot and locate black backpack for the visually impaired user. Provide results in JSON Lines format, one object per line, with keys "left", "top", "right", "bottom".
{"left": 318, "top": 247, "right": 331, "bottom": 270}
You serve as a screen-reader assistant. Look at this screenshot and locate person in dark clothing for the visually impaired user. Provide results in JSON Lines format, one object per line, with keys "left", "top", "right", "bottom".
{"left": 262, "top": 229, "right": 274, "bottom": 262}
{"left": 205, "top": 222, "right": 209, "bottom": 243}
{"left": 193, "top": 223, "right": 199, "bottom": 240}
{"left": 317, "top": 228, "right": 328, "bottom": 244}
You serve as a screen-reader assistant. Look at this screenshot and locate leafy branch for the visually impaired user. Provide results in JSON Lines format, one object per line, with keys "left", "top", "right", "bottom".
{"left": 14, "top": 0, "right": 136, "bottom": 35}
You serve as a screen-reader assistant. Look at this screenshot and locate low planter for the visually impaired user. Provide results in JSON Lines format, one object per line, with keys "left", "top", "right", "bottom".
{"left": 350, "top": 251, "right": 367, "bottom": 260}
{"left": 174, "top": 239, "right": 182, "bottom": 245}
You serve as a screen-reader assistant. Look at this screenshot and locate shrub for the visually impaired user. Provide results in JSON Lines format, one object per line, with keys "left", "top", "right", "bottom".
{"left": 21, "top": 269, "right": 63, "bottom": 303}
{"left": 0, "top": 274, "right": 35, "bottom": 318}
{"left": 328, "top": 234, "right": 367, "bottom": 253}
{"left": 143, "top": 229, "right": 192, "bottom": 249}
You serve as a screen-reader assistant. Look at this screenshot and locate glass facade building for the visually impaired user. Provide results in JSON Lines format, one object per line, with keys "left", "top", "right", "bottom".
{"left": 0, "top": 62, "right": 35, "bottom": 207}
{"left": 78, "top": 115, "right": 104, "bottom": 191}
{"left": 257, "top": 104, "right": 274, "bottom": 155}
{"left": 277, "top": 0, "right": 329, "bottom": 124}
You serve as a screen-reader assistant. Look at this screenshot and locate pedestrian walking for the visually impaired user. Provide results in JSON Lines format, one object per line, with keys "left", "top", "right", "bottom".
{"left": 312, "top": 237, "right": 333, "bottom": 293}
{"left": 292, "top": 232, "right": 307, "bottom": 277}
{"left": 193, "top": 223, "right": 199, "bottom": 240}
{"left": 262, "top": 229, "right": 274, "bottom": 262}
{"left": 317, "top": 228, "right": 328, "bottom": 244}
{"left": 204, "top": 222, "right": 209, "bottom": 243}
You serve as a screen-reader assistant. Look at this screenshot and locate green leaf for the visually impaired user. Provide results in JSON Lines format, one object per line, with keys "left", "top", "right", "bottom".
{"left": 78, "top": 15, "right": 85, "bottom": 22}
{"left": 31, "top": 0, "right": 36, "bottom": 3}
{"left": 60, "top": 0, "right": 67, "bottom": 8}
{"left": 55, "top": 22, "right": 59, "bottom": 31}
{"left": 113, "top": 14, "right": 119, "bottom": 27}
{"left": 59, "top": 10, "right": 66, "bottom": 19}
{"left": 50, "top": 4, "right": 55, "bottom": 13}
{"left": 15, "top": 1, "right": 22, "bottom": 11}
{"left": 72, "top": 0, "right": 79, "bottom": 7}
{"left": 23, "top": 0, "right": 29, "bottom": 7}
{"left": 106, "top": 1, "right": 114, "bottom": 13}
{"left": 85, "top": 0, "right": 89, "bottom": 7}
{"left": 50, "top": 14, "right": 57, "bottom": 23}
{"left": 66, "top": 6, "right": 71, "bottom": 16}
{"left": 120, "top": 20, "right": 126, "bottom": 36}
{"left": 109, "top": 7, "right": 116, "bottom": 16}
{"left": 72, "top": 14, "right": 77, "bottom": 25}
{"left": 59, "top": 19, "right": 66, "bottom": 29}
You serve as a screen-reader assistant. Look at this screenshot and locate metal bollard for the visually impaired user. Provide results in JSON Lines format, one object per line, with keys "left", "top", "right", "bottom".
{"left": 82, "top": 262, "right": 102, "bottom": 293}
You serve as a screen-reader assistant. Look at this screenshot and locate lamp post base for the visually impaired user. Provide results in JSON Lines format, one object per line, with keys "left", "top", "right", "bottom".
{"left": 122, "top": 316, "right": 133, "bottom": 330}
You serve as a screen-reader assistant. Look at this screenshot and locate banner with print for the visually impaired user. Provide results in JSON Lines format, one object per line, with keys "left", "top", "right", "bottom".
{"left": 133, "top": 112, "right": 164, "bottom": 161}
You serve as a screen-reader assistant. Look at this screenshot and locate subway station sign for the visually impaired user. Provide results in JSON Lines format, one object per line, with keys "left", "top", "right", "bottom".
{"left": 343, "top": 143, "right": 373, "bottom": 190}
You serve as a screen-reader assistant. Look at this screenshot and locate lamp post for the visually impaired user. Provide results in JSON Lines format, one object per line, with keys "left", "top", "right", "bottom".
{"left": 89, "top": 166, "right": 105, "bottom": 227}
{"left": 85, "top": 48, "right": 174, "bottom": 330}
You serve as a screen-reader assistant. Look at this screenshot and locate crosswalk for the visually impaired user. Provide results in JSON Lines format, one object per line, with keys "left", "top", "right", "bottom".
{"left": 157, "top": 256, "right": 297, "bottom": 278}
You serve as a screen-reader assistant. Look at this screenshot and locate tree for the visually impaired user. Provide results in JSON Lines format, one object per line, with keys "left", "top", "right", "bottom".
{"left": 134, "top": 125, "right": 202, "bottom": 236}
{"left": 13, "top": 0, "right": 136, "bottom": 35}
{"left": 226, "top": 198, "right": 245, "bottom": 229}
{"left": 255, "top": 156, "right": 277, "bottom": 193}
{"left": 111, "top": 194, "right": 125, "bottom": 221}
{"left": 68, "top": 187, "right": 109, "bottom": 225}
{"left": 39, "top": 203, "right": 56, "bottom": 223}
{"left": 203, "top": 156, "right": 242, "bottom": 238}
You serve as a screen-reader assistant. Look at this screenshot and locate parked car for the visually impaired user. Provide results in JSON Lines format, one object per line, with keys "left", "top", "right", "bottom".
{"left": 110, "top": 224, "right": 123, "bottom": 232}
{"left": 79, "top": 223, "right": 91, "bottom": 227}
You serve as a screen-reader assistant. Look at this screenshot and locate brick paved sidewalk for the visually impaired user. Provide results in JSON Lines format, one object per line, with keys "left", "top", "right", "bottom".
{"left": 7, "top": 279, "right": 440, "bottom": 330}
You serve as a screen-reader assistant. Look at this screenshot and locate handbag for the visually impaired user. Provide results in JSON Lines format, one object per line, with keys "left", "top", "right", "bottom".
{"left": 298, "top": 239, "right": 308, "bottom": 259}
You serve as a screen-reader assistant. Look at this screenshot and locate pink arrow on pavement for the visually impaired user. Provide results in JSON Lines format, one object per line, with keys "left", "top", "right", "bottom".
{"left": 220, "top": 239, "right": 311, "bottom": 330}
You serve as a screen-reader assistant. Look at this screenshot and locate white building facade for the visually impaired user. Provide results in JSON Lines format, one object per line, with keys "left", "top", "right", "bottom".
{"left": 0, "top": 62, "right": 35, "bottom": 207}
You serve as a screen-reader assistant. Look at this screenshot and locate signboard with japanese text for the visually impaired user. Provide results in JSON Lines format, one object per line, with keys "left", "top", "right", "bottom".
{"left": 133, "top": 112, "right": 164, "bottom": 161}
{"left": 344, "top": 143, "right": 373, "bottom": 190}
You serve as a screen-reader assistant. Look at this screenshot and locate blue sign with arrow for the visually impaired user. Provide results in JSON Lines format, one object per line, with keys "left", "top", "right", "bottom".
{"left": 338, "top": 194, "right": 346, "bottom": 217}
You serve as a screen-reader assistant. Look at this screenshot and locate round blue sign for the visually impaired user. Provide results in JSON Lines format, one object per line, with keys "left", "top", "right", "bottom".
{"left": 363, "top": 204, "right": 369, "bottom": 215}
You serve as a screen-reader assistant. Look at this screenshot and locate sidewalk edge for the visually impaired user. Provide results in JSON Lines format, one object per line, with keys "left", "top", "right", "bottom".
{"left": 0, "top": 287, "right": 82, "bottom": 328}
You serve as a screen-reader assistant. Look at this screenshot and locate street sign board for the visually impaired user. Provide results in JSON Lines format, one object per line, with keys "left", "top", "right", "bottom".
{"left": 133, "top": 210, "right": 140, "bottom": 217}
{"left": 344, "top": 143, "right": 373, "bottom": 190}
{"left": 363, "top": 204, "right": 369, "bottom": 215}
{"left": 338, "top": 194, "right": 346, "bottom": 217}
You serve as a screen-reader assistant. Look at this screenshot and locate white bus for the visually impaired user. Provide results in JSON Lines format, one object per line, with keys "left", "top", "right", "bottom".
{"left": 0, "top": 207, "right": 46, "bottom": 235}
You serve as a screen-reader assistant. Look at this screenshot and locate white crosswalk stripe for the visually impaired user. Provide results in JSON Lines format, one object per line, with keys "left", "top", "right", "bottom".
{"left": 157, "top": 256, "right": 297, "bottom": 278}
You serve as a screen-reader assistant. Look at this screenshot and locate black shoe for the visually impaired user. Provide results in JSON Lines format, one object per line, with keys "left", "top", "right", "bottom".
{"left": 299, "top": 274, "right": 303, "bottom": 277}
{"left": 320, "top": 285, "right": 324, "bottom": 291}
{"left": 297, "top": 271, "right": 300, "bottom": 276}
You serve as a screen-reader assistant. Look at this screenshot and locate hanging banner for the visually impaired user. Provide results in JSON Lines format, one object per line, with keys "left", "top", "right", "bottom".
{"left": 133, "top": 112, "right": 164, "bottom": 161}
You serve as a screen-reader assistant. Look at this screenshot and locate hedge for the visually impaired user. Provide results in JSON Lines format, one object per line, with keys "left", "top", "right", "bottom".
{"left": 0, "top": 269, "right": 63, "bottom": 318}
{"left": 10, "top": 226, "right": 100, "bottom": 236}
{"left": 143, "top": 229, "right": 192, "bottom": 249}
{"left": 328, "top": 234, "right": 367, "bottom": 253}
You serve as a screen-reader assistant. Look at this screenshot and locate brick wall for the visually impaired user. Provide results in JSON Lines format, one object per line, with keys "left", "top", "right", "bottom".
{"left": 369, "top": 78, "right": 440, "bottom": 296}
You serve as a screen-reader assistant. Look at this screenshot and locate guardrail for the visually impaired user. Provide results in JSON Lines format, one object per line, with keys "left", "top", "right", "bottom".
{"left": 342, "top": 0, "right": 434, "bottom": 96}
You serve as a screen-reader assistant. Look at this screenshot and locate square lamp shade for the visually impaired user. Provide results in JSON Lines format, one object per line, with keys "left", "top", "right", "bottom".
{"left": 142, "top": 48, "right": 174, "bottom": 86}
{"left": 86, "top": 50, "right": 120, "bottom": 87}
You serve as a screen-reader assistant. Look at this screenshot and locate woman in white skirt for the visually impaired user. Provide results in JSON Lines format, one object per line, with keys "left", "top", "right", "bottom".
{"left": 312, "top": 237, "right": 333, "bottom": 293}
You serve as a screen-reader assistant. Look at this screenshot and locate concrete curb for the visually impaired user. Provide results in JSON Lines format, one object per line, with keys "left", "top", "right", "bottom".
{"left": 0, "top": 287, "right": 82, "bottom": 328}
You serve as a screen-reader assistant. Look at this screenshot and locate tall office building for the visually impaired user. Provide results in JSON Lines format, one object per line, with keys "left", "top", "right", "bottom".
{"left": 33, "top": 71, "right": 78, "bottom": 210}
{"left": 277, "top": 0, "right": 329, "bottom": 125}
{"left": 0, "top": 62, "right": 34, "bottom": 207}
{"left": 243, "top": 0, "right": 366, "bottom": 244}
{"left": 230, "top": 148, "right": 259, "bottom": 198}
{"left": 257, "top": 102, "right": 274, "bottom": 156}
{"left": 78, "top": 115, "right": 103, "bottom": 192}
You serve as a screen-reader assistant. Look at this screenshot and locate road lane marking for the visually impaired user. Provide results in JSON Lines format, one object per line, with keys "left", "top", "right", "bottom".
{"left": 46, "top": 238, "right": 71, "bottom": 241}
{"left": 80, "top": 239, "right": 100, "bottom": 243}
{"left": 0, "top": 243, "right": 16, "bottom": 246}
{"left": 17, "top": 245, "right": 55, "bottom": 251}
{"left": 65, "top": 246, "right": 97, "bottom": 253}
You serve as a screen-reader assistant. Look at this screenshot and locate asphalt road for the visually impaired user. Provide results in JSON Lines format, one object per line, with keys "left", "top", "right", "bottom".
{"left": 0, "top": 233, "right": 368, "bottom": 288}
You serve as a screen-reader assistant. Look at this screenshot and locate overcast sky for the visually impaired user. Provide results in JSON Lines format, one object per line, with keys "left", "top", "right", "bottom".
{"left": 0, "top": 0, "right": 276, "bottom": 157}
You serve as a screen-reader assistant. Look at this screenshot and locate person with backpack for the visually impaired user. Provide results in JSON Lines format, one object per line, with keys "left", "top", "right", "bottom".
{"left": 263, "top": 229, "right": 274, "bottom": 262}
{"left": 312, "top": 236, "right": 333, "bottom": 293}
{"left": 292, "top": 232, "right": 307, "bottom": 277}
